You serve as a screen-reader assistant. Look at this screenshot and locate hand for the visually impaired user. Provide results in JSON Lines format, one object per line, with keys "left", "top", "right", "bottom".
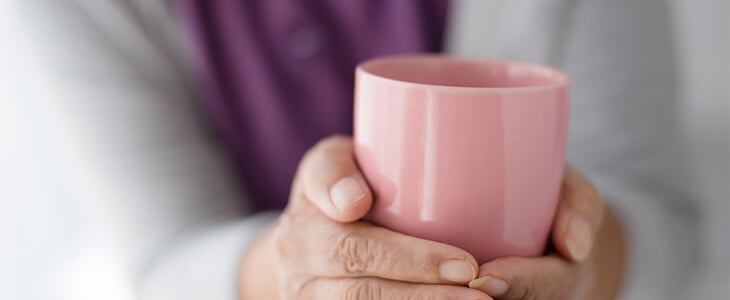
{"left": 467, "top": 167, "right": 626, "bottom": 299}
{"left": 239, "top": 135, "right": 491, "bottom": 299}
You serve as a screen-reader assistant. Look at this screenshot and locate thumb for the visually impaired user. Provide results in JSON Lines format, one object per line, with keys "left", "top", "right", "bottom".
{"left": 470, "top": 256, "right": 580, "bottom": 299}
{"left": 292, "top": 135, "right": 373, "bottom": 222}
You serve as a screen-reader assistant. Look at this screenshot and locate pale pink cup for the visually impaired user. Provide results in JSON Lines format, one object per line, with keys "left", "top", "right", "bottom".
{"left": 354, "top": 55, "right": 569, "bottom": 263}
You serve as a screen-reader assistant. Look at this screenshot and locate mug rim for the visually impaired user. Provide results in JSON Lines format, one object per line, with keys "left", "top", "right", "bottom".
{"left": 356, "top": 54, "right": 569, "bottom": 93}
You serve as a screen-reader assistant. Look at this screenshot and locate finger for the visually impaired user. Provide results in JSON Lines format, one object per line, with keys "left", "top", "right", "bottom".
{"left": 279, "top": 218, "right": 479, "bottom": 285}
{"left": 292, "top": 135, "right": 373, "bottom": 222}
{"left": 297, "top": 277, "right": 493, "bottom": 300}
{"left": 469, "top": 256, "right": 583, "bottom": 299}
{"left": 551, "top": 166, "right": 604, "bottom": 261}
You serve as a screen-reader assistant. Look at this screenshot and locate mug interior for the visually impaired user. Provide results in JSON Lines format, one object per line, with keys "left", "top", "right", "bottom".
{"left": 358, "top": 55, "right": 567, "bottom": 89}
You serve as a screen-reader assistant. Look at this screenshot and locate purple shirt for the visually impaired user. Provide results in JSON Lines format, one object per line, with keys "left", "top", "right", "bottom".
{"left": 176, "top": 0, "right": 449, "bottom": 210}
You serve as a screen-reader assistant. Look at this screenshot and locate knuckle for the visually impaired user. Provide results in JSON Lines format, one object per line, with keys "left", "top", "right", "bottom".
{"left": 289, "top": 277, "right": 315, "bottom": 300}
{"left": 342, "top": 280, "right": 378, "bottom": 300}
{"left": 332, "top": 230, "right": 382, "bottom": 275}
{"left": 509, "top": 281, "right": 542, "bottom": 300}
{"left": 410, "top": 291, "right": 439, "bottom": 300}
{"left": 512, "top": 286, "right": 530, "bottom": 300}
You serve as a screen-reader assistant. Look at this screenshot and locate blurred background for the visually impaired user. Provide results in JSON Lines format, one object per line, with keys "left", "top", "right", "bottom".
{"left": 0, "top": 0, "right": 727, "bottom": 299}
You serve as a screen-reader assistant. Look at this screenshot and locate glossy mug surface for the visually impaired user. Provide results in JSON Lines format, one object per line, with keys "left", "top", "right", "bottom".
{"left": 354, "top": 55, "right": 569, "bottom": 263}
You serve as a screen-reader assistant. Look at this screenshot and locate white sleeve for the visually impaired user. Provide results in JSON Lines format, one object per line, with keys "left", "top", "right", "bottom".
{"left": 0, "top": 1, "right": 277, "bottom": 300}
{"left": 448, "top": 0, "right": 701, "bottom": 299}
{"left": 560, "top": 1, "right": 700, "bottom": 298}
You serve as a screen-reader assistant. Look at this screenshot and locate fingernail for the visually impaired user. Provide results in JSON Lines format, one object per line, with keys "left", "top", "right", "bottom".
{"left": 566, "top": 216, "right": 593, "bottom": 261}
{"left": 469, "top": 275, "right": 509, "bottom": 296}
{"left": 330, "top": 177, "right": 366, "bottom": 210}
{"left": 439, "top": 260, "right": 475, "bottom": 283}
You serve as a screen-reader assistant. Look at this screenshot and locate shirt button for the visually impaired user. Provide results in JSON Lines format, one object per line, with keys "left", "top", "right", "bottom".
{"left": 287, "top": 25, "right": 324, "bottom": 58}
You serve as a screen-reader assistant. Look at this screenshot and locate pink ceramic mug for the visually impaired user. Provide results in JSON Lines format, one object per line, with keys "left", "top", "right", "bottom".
{"left": 354, "top": 55, "right": 569, "bottom": 263}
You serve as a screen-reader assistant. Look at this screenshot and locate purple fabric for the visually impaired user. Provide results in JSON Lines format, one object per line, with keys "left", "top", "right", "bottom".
{"left": 175, "top": 0, "right": 449, "bottom": 210}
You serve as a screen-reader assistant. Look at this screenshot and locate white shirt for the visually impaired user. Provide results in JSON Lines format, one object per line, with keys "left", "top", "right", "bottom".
{"left": 0, "top": 0, "right": 719, "bottom": 299}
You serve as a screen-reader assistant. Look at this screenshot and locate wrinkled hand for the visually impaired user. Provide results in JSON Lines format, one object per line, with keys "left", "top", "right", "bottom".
{"left": 257, "top": 136, "right": 491, "bottom": 299}
{"left": 468, "top": 167, "right": 626, "bottom": 300}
